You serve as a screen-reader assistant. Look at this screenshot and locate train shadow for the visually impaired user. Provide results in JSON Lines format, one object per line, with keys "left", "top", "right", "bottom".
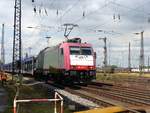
{"left": 68, "top": 85, "right": 81, "bottom": 90}
{"left": 46, "top": 80, "right": 90, "bottom": 90}
{"left": 68, "top": 83, "right": 88, "bottom": 90}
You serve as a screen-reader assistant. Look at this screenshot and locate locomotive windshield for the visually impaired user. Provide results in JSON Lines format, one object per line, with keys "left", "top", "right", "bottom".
{"left": 81, "top": 47, "right": 92, "bottom": 55}
{"left": 70, "top": 46, "right": 92, "bottom": 55}
{"left": 70, "top": 47, "right": 80, "bottom": 55}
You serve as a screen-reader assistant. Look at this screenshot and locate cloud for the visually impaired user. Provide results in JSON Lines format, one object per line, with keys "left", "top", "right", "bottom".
{"left": 1, "top": 0, "right": 150, "bottom": 67}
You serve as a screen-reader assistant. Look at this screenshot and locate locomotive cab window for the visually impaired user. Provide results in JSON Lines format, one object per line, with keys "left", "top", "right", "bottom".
{"left": 70, "top": 46, "right": 92, "bottom": 55}
{"left": 81, "top": 47, "right": 92, "bottom": 55}
{"left": 70, "top": 47, "right": 80, "bottom": 55}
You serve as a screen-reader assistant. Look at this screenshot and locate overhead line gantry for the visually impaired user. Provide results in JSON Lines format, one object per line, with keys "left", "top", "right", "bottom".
{"left": 12, "top": 0, "right": 22, "bottom": 85}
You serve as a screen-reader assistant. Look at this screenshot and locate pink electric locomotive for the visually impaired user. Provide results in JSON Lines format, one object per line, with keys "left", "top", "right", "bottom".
{"left": 34, "top": 38, "right": 96, "bottom": 84}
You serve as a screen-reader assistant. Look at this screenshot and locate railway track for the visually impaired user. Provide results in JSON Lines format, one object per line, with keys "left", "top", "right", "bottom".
{"left": 89, "top": 83, "right": 150, "bottom": 100}
{"left": 93, "top": 81, "right": 150, "bottom": 93}
{"left": 64, "top": 82, "right": 150, "bottom": 108}
{"left": 78, "top": 86, "right": 150, "bottom": 106}
{"left": 24, "top": 77, "right": 150, "bottom": 108}
{"left": 21, "top": 76, "right": 148, "bottom": 113}
{"left": 64, "top": 86, "right": 145, "bottom": 113}
{"left": 21, "top": 75, "right": 150, "bottom": 109}
{"left": 65, "top": 87, "right": 114, "bottom": 107}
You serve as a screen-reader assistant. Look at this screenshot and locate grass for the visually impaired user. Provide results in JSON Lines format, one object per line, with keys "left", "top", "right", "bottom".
{"left": 16, "top": 85, "right": 55, "bottom": 113}
{"left": 4, "top": 79, "right": 71, "bottom": 113}
{"left": 4, "top": 84, "right": 16, "bottom": 113}
{"left": 96, "top": 72, "right": 150, "bottom": 83}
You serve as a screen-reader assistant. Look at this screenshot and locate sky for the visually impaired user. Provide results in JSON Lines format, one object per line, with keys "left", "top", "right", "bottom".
{"left": 0, "top": 0, "right": 150, "bottom": 68}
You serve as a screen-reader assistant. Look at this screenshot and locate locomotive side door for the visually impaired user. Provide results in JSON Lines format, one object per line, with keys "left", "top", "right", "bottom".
{"left": 59, "top": 48, "right": 64, "bottom": 68}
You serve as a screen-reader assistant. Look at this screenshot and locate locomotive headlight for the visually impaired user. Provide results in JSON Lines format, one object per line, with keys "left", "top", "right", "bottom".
{"left": 89, "top": 66, "right": 95, "bottom": 70}
{"left": 65, "top": 71, "right": 69, "bottom": 76}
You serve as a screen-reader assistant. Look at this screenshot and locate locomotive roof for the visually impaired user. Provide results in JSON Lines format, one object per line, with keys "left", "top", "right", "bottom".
{"left": 38, "top": 38, "right": 92, "bottom": 53}
{"left": 60, "top": 42, "right": 92, "bottom": 47}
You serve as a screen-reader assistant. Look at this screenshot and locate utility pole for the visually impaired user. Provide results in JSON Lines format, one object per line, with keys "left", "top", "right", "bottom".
{"left": 128, "top": 42, "right": 131, "bottom": 72}
{"left": 108, "top": 42, "right": 111, "bottom": 65}
{"left": 140, "top": 31, "right": 144, "bottom": 76}
{"left": 1, "top": 24, "right": 5, "bottom": 69}
{"left": 134, "top": 31, "right": 144, "bottom": 76}
{"left": 12, "top": 0, "right": 22, "bottom": 85}
{"left": 148, "top": 56, "right": 149, "bottom": 72}
{"left": 99, "top": 37, "right": 107, "bottom": 75}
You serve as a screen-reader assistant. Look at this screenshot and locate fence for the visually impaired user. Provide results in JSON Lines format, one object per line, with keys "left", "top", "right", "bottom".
{"left": 13, "top": 92, "right": 63, "bottom": 113}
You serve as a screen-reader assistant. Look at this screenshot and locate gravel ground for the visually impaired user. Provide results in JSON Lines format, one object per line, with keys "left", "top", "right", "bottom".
{"left": 23, "top": 79, "right": 99, "bottom": 109}
{"left": 42, "top": 84, "right": 99, "bottom": 108}
{"left": 21, "top": 76, "right": 100, "bottom": 112}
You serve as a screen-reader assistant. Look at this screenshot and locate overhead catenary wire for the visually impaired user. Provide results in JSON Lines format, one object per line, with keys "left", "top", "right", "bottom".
{"left": 72, "top": 0, "right": 113, "bottom": 24}
{"left": 58, "top": 0, "right": 81, "bottom": 24}
{"left": 30, "top": 0, "right": 121, "bottom": 38}
{"left": 22, "top": 0, "right": 50, "bottom": 55}
{"left": 72, "top": 0, "right": 150, "bottom": 32}
{"left": 48, "top": 0, "right": 55, "bottom": 8}
{"left": 78, "top": 0, "right": 150, "bottom": 35}
{"left": 31, "top": 0, "right": 150, "bottom": 33}
{"left": 28, "top": 1, "right": 62, "bottom": 52}
{"left": 35, "top": 0, "right": 150, "bottom": 42}
{"left": 32, "top": 0, "right": 55, "bottom": 16}
{"left": 62, "top": 0, "right": 114, "bottom": 35}
{"left": 25, "top": 0, "right": 150, "bottom": 69}
{"left": 110, "top": 0, "right": 150, "bottom": 16}
{"left": 29, "top": 1, "right": 149, "bottom": 41}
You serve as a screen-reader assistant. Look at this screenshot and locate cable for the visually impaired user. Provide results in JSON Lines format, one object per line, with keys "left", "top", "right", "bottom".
{"left": 110, "top": 1, "right": 150, "bottom": 16}
{"left": 58, "top": 0, "right": 80, "bottom": 23}
{"left": 71, "top": 0, "right": 113, "bottom": 24}
{"left": 45, "top": 0, "right": 55, "bottom": 9}
{"left": 78, "top": 0, "right": 150, "bottom": 34}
